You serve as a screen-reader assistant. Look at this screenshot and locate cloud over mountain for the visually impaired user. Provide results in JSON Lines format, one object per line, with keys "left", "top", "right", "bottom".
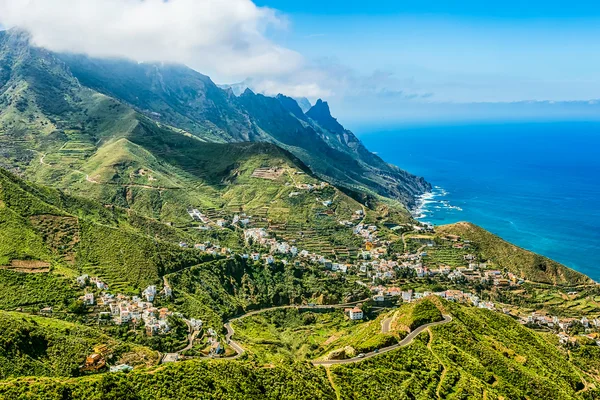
{"left": 0, "top": 0, "right": 432, "bottom": 105}
{"left": 0, "top": 0, "right": 302, "bottom": 81}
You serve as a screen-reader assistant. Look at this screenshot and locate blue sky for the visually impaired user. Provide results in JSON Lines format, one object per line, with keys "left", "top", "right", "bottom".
{"left": 256, "top": 0, "right": 600, "bottom": 18}
{"left": 252, "top": 0, "right": 600, "bottom": 122}
{"left": 3, "top": 0, "right": 600, "bottom": 124}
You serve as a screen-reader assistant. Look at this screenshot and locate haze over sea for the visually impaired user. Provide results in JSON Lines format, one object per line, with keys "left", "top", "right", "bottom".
{"left": 357, "top": 121, "right": 600, "bottom": 281}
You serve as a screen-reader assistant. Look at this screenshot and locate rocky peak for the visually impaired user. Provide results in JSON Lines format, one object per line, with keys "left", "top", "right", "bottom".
{"left": 276, "top": 94, "right": 308, "bottom": 121}
{"left": 306, "top": 99, "right": 345, "bottom": 134}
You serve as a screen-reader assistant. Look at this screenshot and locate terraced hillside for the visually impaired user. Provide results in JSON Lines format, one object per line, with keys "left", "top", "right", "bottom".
{"left": 0, "top": 167, "right": 217, "bottom": 294}
{"left": 1, "top": 300, "right": 600, "bottom": 399}
{"left": 0, "top": 29, "right": 430, "bottom": 212}
{"left": 436, "top": 222, "right": 592, "bottom": 285}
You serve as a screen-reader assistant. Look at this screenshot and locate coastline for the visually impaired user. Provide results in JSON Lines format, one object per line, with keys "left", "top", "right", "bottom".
{"left": 411, "top": 186, "right": 462, "bottom": 221}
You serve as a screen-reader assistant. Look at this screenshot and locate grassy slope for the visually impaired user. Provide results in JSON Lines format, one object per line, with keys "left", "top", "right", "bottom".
{"left": 231, "top": 308, "right": 397, "bottom": 363}
{"left": 3, "top": 301, "right": 600, "bottom": 399}
{"left": 0, "top": 311, "right": 157, "bottom": 380}
{"left": 0, "top": 167, "right": 218, "bottom": 293}
{"left": 389, "top": 298, "right": 444, "bottom": 332}
{"left": 437, "top": 222, "right": 592, "bottom": 285}
{"left": 57, "top": 51, "right": 430, "bottom": 205}
{"left": 330, "top": 300, "right": 599, "bottom": 399}
{"left": 0, "top": 360, "right": 336, "bottom": 400}
{"left": 232, "top": 298, "right": 446, "bottom": 364}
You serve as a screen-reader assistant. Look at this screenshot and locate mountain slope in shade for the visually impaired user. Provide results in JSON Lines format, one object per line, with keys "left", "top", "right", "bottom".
{"left": 50, "top": 42, "right": 430, "bottom": 206}
{"left": 0, "top": 28, "right": 431, "bottom": 208}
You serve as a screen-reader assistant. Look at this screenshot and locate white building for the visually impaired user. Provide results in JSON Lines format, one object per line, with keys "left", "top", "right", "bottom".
{"left": 143, "top": 286, "right": 157, "bottom": 302}
{"left": 76, "top": 274, "right": 89, "bottom": 287}
{"left": 349, "top": 308, "right": 364, "bottom": 320}
{"left": 83, "top": 293, "right": 95, "bottom": 306}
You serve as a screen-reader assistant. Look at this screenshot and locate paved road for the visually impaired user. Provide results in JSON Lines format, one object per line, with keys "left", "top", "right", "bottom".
{"left": 224, "top": 322, "right": 245, "bottom": 358}
{"left": 381, "top": 316, "right": 393, "bottom": 333}
{"left": 202, "top": 300, "right": 371, "bottom": 360}
{"left": 312, "top": 315, "right": 453, "bottom": 366}
{"left": 179, "top": 319, "right": 199, "bottom": 353}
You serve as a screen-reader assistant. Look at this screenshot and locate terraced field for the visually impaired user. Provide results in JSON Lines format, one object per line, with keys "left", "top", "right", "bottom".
{"left": 422, "top": 246, "right": 470, "bottom": 267}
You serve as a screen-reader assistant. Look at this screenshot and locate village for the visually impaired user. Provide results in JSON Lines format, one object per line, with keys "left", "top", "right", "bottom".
{"left": 180, "top": 198, "right": 600, "bottom": 350}
{"left": 45, "top": 189, "right": 600, "bottom": 374}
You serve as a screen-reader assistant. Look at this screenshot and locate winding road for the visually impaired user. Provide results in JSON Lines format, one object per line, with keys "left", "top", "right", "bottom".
{"left": 381, "top": 316, "right": 393, "bottom": 333}
{"left": 169, "top": 300, "right": 371, "bottom": 363}
{"left": 183, "top": 303, "right": 452, "bottom": 366}
{"left": 311, "top": 315, "right": 452, "bottom": 366}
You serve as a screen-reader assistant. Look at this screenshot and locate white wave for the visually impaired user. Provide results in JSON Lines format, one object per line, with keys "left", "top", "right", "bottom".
{"left": 412, "top": 185, "right": 462, "bottom": 219}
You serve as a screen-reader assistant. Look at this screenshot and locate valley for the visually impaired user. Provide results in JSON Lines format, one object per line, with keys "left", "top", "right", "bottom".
{"left": 0, "top": 28, "right": 599, "bottom": 400}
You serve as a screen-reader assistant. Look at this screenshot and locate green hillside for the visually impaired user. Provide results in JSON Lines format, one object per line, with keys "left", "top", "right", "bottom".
{"left": 1, "top": 301, "right": 600, "bottom": 399}
{"left": 0, "top": 167, "right": 215, "bottom": 293}
{"left": 436, "top": 222, "right": 592, "bottom": 285}
{"left": 0, "top": 29, "right": 430, "bottom": 207}
{"left": 329, "top": 301, "right": 599, "bottom": 399}
{"left": 0, "top": 311, "right": 157, "bottom": 379}
{"left": 168, "top": 257, "right": 370, "bottom": 329}
{"left": 2, "top": 26, "right": 600, "bottom": 400}
{"left": 1, "top": 170, "right": 599, "bottom": 398}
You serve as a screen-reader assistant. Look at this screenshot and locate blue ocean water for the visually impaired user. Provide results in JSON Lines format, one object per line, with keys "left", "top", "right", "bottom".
{"left": 357, "top": 121, "right": 600, "bottom": 281}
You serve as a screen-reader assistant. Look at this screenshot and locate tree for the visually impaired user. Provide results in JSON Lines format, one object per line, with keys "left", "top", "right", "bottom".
{"left": 68, "top": 300, "right": 86, "bottom": 315}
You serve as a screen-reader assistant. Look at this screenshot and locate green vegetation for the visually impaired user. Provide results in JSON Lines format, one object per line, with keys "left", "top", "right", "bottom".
{"left": 388, "top": 298, "right": 445, "bottom": 333}
{"left": 407, "top": 299, "right": 444, "bottom": 330}
{"left": 6, "top": 302, "right": 600, "bottom": 399}
{"left": 169, "top": 257, "right": 370, "bottom": 328}
{"left": 437, "top": 222, "right": 591, "bottom": 285}
{"left": 107, "top": 315, "right": 189, "bottom": 353}
{"left": 3, "top": 29, "right": 600, "bottom": 400}
{"left": 232, "top": 308, "right": 398, "bottom": 363}
{"left": 0, "top": 360, "right": 336, "bottom": 400}
{"left": 327, "top": 301, "right": 600, "bottom": 399}
{"left": 232, "top": 308, "right": 352, "bottom": 363}
{"left": 55, "top": 50, "right": 430, "bottom": 205}
{"left": 0, "top": 311, "right": 157, "bottom": 379}
{"left": 491, "top": 283, "right": 600, "bottom": 318}
{"left": 0, "top": 270, "right": 77, "bottom": 310}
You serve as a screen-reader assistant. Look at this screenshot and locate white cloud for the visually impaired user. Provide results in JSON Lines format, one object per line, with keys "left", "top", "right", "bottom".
{"left": 0, "top": 0, "right": 434, "bottom": 103}
{"left": 0, "top": 0, "right": 303, "bottom": 81}
{"left": 242, "top": 59, "right": 433, "bottom": 105}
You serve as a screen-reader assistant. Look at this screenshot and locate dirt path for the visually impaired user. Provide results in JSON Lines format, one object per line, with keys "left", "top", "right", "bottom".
{"left": 176, "top": 299, "right": 371, "bottom": 363}
{"left": 427, "top": 329, "right": 447, "bottom": 399}
{"left": 326, "top": 367, "right": 341, "bottom": 400}
{"left": 38, "top": 152, "right": 175, "bottom": 190}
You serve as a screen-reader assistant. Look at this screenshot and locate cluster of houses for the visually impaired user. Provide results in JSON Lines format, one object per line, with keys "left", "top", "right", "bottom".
{"left": 519, "top": 312, "right": 600, "bottom": 347}
{"left": 522, "top": 312, "right": 600, "bottom": 332}
{"left": 244, "top": 228, "right": 336, "bottom": 266}
{"left": 187, "top": 208, "right": 252, "bottom": 229}
{"left": 355, "top": 240, "right": 524, "bottom": 289}
{"left": 76, "top": 276, "right": 179, "bottom": 337}
{"left": 178, "top": 241, "right": 233, "bottom": 257}
{"left": 77, "top": 274, "right": 109, "bottom": 291}
{"left": 368, "top": 285, "right": 495, "bottom": 310}
{"left": 293, "top": 181, "right": 329, "bottom": 191}
{"left": 101, "top": 291, "right": 174, "bottom": 336}
{"left": 339, "top": 209, "right": 365, "bottom": 226}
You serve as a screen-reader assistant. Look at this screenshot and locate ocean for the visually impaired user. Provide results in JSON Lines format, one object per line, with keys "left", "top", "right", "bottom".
{"left": 356, "top": 121, "right": 600, "bottom": 281}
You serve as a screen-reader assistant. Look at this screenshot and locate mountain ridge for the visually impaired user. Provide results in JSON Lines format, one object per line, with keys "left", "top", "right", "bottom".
{"left": 0, "top": 26, "right": 430, "bottom": 209}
